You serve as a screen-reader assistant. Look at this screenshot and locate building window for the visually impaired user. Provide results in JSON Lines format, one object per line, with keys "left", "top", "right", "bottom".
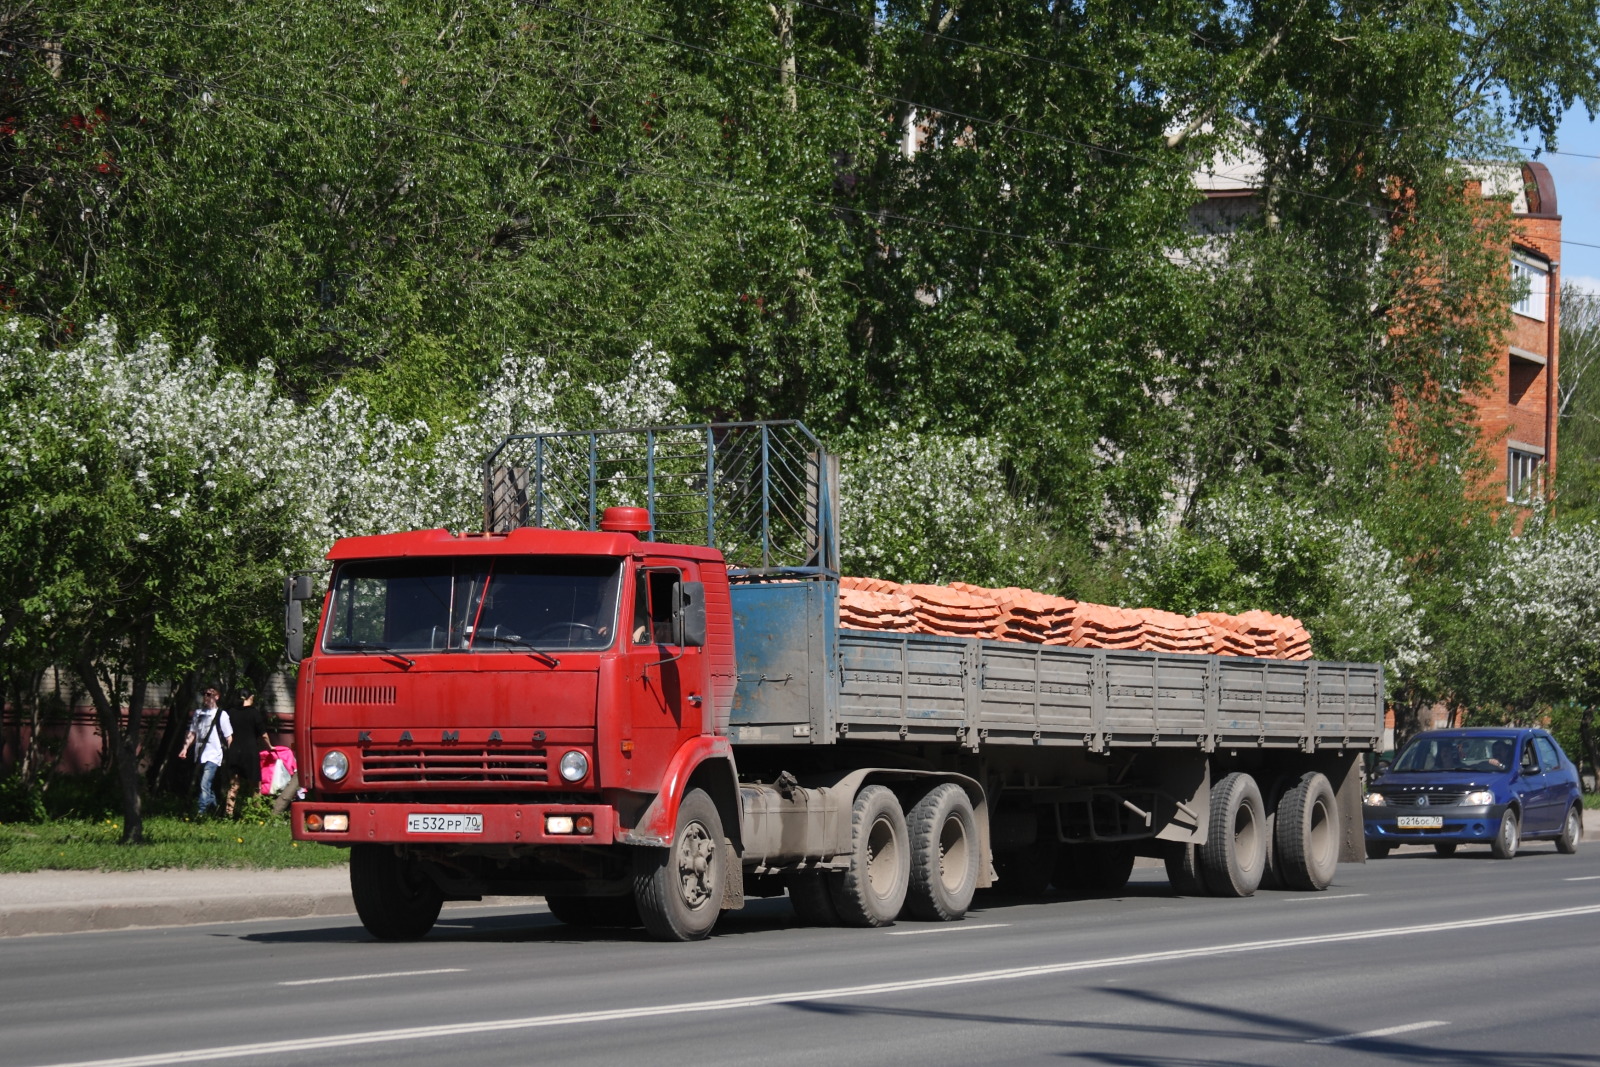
{"left": 1507, "top": 448, "right": 1542, "bottom": 501}
{"left": 1511, "top": 257, "right": 1548, "bottom": 320}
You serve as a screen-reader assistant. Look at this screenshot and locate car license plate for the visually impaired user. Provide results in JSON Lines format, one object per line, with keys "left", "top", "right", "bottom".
{"left": 406, "top": 813, "right": 483, "bottom": 834}
{"left": 1396, "top": 815, "right": 1443, "bottom": 829}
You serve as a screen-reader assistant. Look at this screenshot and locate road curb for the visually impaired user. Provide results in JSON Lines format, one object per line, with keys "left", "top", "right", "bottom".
{"left": 0, "top": 891, "right": 359, "bottom": 938}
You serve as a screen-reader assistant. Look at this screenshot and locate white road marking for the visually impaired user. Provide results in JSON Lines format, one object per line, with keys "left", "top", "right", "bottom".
{"left": 886, "top": 922, "right": 1011, "bottom": 936}
{"left": 1563, "top": 875, "right": 1600, "bottom": 882}
{"left": 34, "top": 903, "right": 1600, "bottom": 1067}
{"left": 278, "top": 968, "right": 466, "bottom": 987}
{"left": 1280, "top": 894, "right": 1367, "bottom": 903}
{"left": 1307, "top": 1020, "right": 1448, "bottom": 1045}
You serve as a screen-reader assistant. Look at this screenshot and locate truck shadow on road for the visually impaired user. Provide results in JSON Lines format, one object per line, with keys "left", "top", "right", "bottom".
{"left": 785, "top": 987, "right": 1600, "bottom": 1067}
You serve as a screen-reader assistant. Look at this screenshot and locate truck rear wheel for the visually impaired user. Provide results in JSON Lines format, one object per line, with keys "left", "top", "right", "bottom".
{"left": 830, "top": 785, "right": 910, "bottom": 926}
{"left": 350, "top": 844, "right": 443, "bottom": 941}
{"left": 634, "top": 787, "right": 724, "bottom": 941}
{"left": 1274, "top": 771, "right": 1340, "bottom": 891}
{"left": 904, "top": 784, "right": 979, "bottom": 921}
{"left": 1163, "top": 842, "right": 1206, "bottom": 896}
{"left": 1199, "top": 772, "right": 1266, "bottom": 897}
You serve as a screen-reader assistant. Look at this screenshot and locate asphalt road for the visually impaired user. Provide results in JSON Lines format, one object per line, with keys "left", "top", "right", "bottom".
{"left": 5, "top": 842, "right": 1598, "bottom": 1067}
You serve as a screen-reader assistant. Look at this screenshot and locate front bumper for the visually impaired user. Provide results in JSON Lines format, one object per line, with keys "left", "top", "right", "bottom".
{"left": 1363, "top": 803, "right": 1508, "bottom": 844}
{"left": 291, "top": 800, "right": 619, "bottom": 846}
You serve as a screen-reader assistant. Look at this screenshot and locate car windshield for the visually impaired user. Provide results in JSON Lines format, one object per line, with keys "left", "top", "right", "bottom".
{"left": 1391, "top": 734, "right": 1517, "bottom": 773}
{"left": 323, "top": 556, "right": 622, "bottom": 653}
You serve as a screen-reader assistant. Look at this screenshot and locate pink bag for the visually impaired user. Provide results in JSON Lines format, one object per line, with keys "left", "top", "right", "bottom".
{"left": 259, "top": 745, "right": 297, "bottom": 795}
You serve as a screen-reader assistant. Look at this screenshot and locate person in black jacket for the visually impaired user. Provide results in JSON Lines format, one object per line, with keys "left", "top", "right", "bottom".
{"left": 221, "top": 686, "right": 272, "bottom": 816}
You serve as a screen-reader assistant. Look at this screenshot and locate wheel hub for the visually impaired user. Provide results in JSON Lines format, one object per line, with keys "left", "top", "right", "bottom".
{"left": 676, "top": 821, "right": 715, "bottom": 908}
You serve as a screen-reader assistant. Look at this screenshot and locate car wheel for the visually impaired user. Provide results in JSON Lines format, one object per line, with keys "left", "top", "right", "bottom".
{"left": 1490, "top": 809, "right": 1520, "bottom": 860}
{"left": 1433, "top": 842, "right": 1457, "bottom": 856}
{"left": 1556, "top": 805, "right": 1582, "bottom": 855}
{"left": 1364, "top": 840, "right": 1391, "bottom": 860}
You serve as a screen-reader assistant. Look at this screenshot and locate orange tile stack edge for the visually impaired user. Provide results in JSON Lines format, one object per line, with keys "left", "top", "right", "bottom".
{"left": 838, "top": 577, "right": 1313, "bottom": 661}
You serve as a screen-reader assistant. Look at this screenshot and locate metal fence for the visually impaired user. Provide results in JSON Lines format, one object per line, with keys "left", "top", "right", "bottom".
{"left": 482, "top": 421, "right": 839, "bottom": 577}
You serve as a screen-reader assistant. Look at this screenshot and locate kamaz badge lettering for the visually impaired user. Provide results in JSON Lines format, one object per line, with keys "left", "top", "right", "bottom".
{"left": 442, "top": 730, "right": 459, "bottom": 742}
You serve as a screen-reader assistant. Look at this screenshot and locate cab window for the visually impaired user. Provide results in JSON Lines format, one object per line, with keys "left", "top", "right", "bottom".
{"left": 631, "top": 568, "right": 682, "bottom": 646}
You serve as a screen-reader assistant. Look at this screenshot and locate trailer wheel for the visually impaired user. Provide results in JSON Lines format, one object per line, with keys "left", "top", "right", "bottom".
{"left": 1055, "top": 842, "right": 1136, "bottom": 897}
{"left": 829, "top": 785, "right": 910, "bottom": 926}
{"left": 904, "top": 784, "right": 979, "bottom": 921}
{"left": 788, "top": 871, "right": 842, "bottom": 926}
{"left": 634, "top": 787, "right": 724, "bottom": 941}
{"left": 1163, "top": 842, "right": 1206, "bottom": 896}
{"left": 350, "top": 845, "right": 443, "bottom": 941}
{"left": 1199, "top": 772, "right": 1266, "bottom": 897}
{"left": 1274, "top": 771, "right": 1340, "bottom": 891}
{"left": 544, "top": 894, "right": 641, "bottom": 928}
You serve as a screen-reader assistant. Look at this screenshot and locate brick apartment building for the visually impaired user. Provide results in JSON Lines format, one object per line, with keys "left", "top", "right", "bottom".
{"left": 1195, "top": 155, "right": 1563, "bottom": 503}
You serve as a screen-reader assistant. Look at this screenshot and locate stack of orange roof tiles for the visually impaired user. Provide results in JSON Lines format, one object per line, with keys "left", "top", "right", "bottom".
{"left": 838, "top": 577, "right": 1313, "bottom": 661}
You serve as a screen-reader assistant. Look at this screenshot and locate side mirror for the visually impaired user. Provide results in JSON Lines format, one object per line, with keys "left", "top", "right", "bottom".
{"left": 284, "top": 574, "right": 316, "bottom": 664}
{"left": 676, "top": 581, "right": 706, "bottom": 648}
{"left": 1375, "top": 759, "right": 1391, "bottom": 774}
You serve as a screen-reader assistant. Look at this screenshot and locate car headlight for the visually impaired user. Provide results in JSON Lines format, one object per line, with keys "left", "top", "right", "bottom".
{"left": 320, "top": 750, "right": 349, "bottom": 782}
{"left": 1363, "top": 792, "right": 1387, "bottom": 807}
{"left": 1462, "top": 790, "right": 1495, "bottom": 806}
{"left": 558, "top": 750, "right": 589, "bottom": 782}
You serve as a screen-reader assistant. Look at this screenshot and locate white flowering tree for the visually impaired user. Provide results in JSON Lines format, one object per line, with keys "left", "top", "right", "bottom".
{"left": 1461, "top": 516, "right": 1600, "bottom": 780}
{"left": 838, "top": 432, "right": 1053, "bottom": 588}
{"left": 1126, "top": 492, "right": 1429, "bottom": 680}
{"left": 0, "top": 319, "right": 682, "bottom": 837}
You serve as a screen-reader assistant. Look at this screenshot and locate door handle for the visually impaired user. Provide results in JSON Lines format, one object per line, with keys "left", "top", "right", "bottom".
{"left": 687, "top": 694, "right": 703, "bottom": 707}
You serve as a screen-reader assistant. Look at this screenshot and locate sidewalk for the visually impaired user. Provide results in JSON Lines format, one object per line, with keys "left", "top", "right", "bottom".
{"left": 2, "top": 810, "right": 1595, "bottom": 938}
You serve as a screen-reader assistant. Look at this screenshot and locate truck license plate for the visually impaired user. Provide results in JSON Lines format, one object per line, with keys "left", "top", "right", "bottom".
{"left": 1396, "top": 815, "right": 1443, "bottom": 829}
{"left": 406, "top": 813, "right": 484, "bottom": 834}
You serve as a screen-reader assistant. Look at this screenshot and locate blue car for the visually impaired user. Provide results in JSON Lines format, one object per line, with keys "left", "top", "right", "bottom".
{"left": 1363, "top": 727, "right": 1584, "bottom": 859}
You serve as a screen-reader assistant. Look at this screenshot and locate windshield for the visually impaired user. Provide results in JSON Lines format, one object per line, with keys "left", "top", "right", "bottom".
{"left": 1392, "top": 734, "right": 1516, "bottom": 773}
{"left": 323, "top": 556, "right": 622, "bottom": 653}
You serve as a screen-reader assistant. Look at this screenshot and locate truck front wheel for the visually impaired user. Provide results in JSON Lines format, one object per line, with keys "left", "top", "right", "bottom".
{"left": 1199, "top": 772, "right": 1267, "bottom": 897}
{"left": 830, "top": 785, "right": 910, "bottom": 926}
{"left": 350, "top": 844, "right": 443, "bottom": 941}
{"left": 904, "top": 783, "right": 979, "bottom": 921}
{"left": 634, "top": 787, "right": 724, "bottom": 941}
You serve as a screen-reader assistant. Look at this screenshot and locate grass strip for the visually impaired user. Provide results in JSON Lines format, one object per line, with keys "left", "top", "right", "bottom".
{"left": 0, "top": 814, "right": 347, "bottom": 873}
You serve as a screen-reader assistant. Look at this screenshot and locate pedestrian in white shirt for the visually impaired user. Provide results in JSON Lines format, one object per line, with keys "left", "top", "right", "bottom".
{"left": 178, "top": 685, "right": 233, "bottom": 815}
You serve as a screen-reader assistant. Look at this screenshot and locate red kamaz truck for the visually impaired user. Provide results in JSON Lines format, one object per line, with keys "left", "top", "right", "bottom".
{"left": 287, "top": 422, "right": 1381, "bottom": 941}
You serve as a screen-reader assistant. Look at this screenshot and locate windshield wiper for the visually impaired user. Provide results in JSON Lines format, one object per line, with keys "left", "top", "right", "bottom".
{"left": 476, "top": 631, "right": 560, "bottom": 667}
{"left": 326, "top": 641, "right": 416, "bottom": 669}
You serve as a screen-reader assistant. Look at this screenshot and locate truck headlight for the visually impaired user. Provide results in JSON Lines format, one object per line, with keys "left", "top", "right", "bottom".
{"left": 321, "top": 750, "right": 349, "bottom": 782}
{"left": 558, "top": 750, "right": 589, "bottom": 782}
{"left": 1462, "top": 790, "right": 1495, "bottom": 806}
{"left": 1363, "top": 792, "right": 1386, "bottom": 807}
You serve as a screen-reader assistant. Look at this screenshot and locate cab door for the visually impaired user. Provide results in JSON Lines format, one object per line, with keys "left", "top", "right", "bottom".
{"left": 625, "top": 563, "right": 707, "bottom": 784}
{"left": 1524, "top": 735, "right": 1566, "bottom": 833}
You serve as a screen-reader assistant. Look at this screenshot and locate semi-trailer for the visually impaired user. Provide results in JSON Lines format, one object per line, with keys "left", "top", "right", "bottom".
{"left": 287, "top": 422, "right": 1381, "bottom": 941}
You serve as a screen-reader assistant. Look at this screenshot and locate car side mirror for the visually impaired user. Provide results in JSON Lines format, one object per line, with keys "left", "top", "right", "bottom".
{"left": 676, "top": 581, "right": 706, "bottom": 648}
{"left": 1376, "top": 759, "right": 1391, "bottom": 774}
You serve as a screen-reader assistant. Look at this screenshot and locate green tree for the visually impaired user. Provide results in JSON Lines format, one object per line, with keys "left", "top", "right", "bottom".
{"left": 1556, "top": 283, "right": 1600, "bottom": 518}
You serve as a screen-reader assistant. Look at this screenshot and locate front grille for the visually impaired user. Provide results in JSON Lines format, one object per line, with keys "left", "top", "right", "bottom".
{"left": 360, "top": 746, "right": 548, "bottom": 784}
{"left": 1386, "top": 792, "right": 1467, "bottom": 806}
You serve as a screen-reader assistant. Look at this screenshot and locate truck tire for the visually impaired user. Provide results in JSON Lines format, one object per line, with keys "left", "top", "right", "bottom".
{"left": 904, "top": 784, "right": 979, "bottom": 921}
{"left": 633, "top": 787, "right": 724, "bottom": 941}
{"left": 544, "top": 894, "right": 641, "bottom": 928}
{"left": 1274, "top": 771, "right": 1340, "bottom": 891}
{"left": 1556, "top": 805, "right": 1582, "bottom": 854}
{"left": 1055, "top": 842, "right": 1136, "bottom": 897}
{"left": 1164, "top": 842, "right": 1206, "bottom": 896}
{"left": 829, "top": 785, "right": 910, "bottom": 926}
{"left": 1199, "top": 772, "right": 1266, "bottom": 897}
{"left": 350, "top": 844, "right": 443, "bottom": 941}
{"left": 788, "top": 871, "right": 842, "bottom": 926}
{"left": 1490, "top": 809, "right": 1520, "bottom": 860}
